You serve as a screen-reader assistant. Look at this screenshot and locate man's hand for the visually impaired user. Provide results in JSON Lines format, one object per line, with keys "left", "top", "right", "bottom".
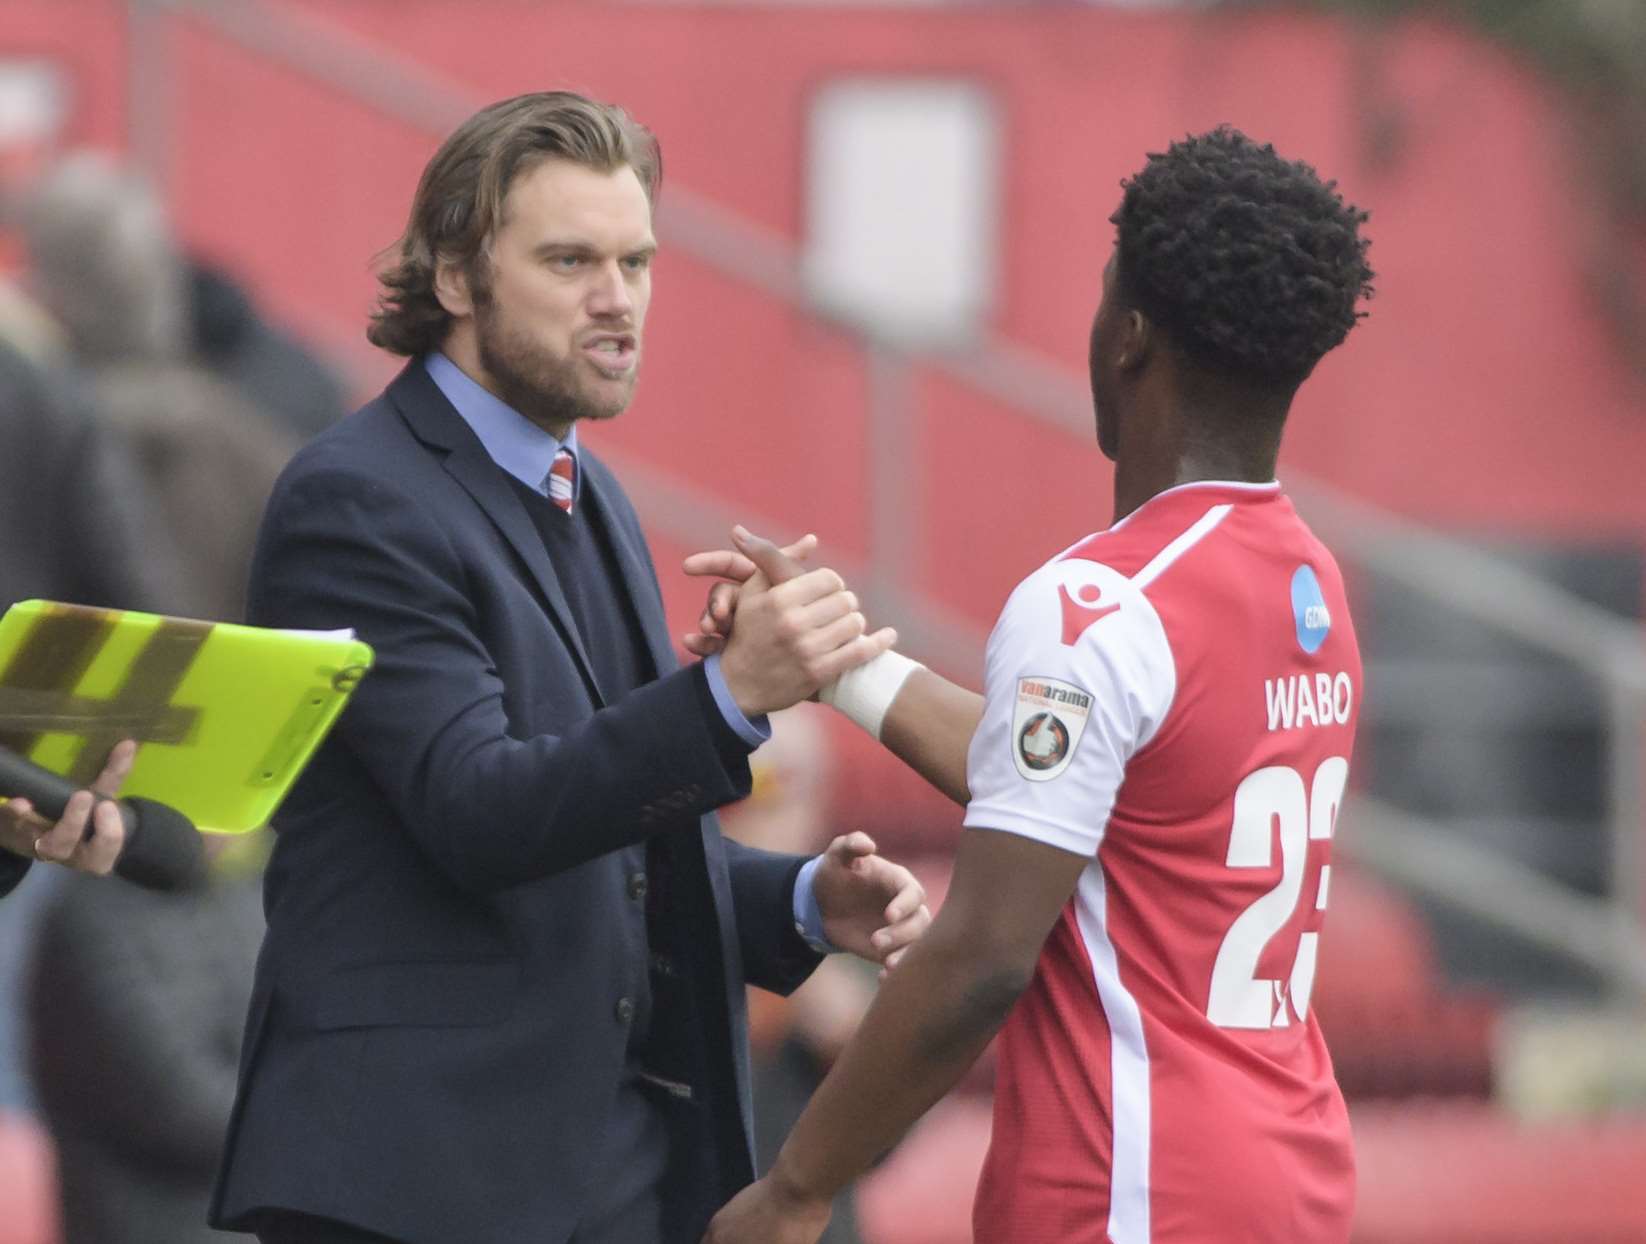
{"left": 0, "top": 741, "right": 135, "bottom": 876}
{"left": 812, "top": 831, "right": 930, "bottom": 969}
{"left": 681, "top": 532, "right": 815, "bottom": 658}
{"left": 714, "top": 527, "right": 894, "bottom": 718}
{"left": 701, "top": 1175, "right": 831, "bottom": 1244}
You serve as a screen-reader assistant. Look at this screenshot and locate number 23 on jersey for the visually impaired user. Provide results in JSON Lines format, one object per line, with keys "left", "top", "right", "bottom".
{"left": 1207, "top": 757, "right": 1349, "bottom": 1030}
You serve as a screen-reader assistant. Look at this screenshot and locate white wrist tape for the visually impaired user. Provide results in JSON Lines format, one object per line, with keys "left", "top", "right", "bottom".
{"left": 818, "top": 650, "right": 923, "bottom": 740}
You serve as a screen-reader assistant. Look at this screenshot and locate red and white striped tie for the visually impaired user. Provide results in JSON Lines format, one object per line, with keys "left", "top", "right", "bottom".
{"left": 546, "top": 448, "right": 576, "bottom": 514}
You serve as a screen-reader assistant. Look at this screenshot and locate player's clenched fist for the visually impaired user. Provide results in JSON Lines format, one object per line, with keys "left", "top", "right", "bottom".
{"left": 716, "top": 526, "right": 895, "bottom": 717}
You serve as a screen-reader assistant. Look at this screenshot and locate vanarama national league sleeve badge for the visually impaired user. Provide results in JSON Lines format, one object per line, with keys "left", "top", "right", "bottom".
{"left": 1012, "top": 676, "right": 1093, "bottom": 781}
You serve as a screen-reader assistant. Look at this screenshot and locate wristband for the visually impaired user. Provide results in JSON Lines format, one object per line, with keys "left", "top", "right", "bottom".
{"left": 817, "top": 651, "right": 923, "bottom": 740}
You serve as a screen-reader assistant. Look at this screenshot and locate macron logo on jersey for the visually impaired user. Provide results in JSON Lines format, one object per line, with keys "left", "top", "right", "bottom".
{"left": 1059, "top": 581, "right": 1120, "bottom": 646}
{"left": 1291, "top": 565, "right": 1331, "bottom": 654}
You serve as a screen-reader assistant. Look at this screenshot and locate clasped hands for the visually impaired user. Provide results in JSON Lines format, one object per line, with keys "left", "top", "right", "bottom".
{"left": 704, "top": 526, "right": 890, "bottom": 719}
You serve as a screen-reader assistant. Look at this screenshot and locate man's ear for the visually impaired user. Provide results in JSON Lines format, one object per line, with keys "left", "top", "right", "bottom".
{"left": 433, "top": 257, "right": 475, "bottom": 319}
{"left": 1115, "top": 309, "right": 1152, "bottom": 373}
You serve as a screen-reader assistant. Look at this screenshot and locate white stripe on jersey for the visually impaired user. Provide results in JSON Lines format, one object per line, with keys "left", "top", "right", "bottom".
{"left": 1095, "top": 500, "right": 1234, "bottom": 1242}
{"left": 1131, "top": 504, "right": 1233, "bottom": 590}
{"left": 1075, "top": 863, "right": 1152, "bottom": 1244}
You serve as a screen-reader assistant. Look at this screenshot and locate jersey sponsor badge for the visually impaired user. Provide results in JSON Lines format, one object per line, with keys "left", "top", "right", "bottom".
{"left": 1011, "top": 676, "right": 1092, "bottom": 781}
{"left": 1291, "top": 564, "right": 1331, "bottom": 654}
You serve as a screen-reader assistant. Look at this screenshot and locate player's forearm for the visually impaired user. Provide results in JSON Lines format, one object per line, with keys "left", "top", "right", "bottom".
{"left": 766, "top": 913, "right": 1026, "bottom": 1204}
{"left": 876, "top": 669, "right": 983, "bottom": 806}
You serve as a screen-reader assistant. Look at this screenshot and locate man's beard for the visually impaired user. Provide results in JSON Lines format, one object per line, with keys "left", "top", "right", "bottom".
{"left": 473, "top": 295, "right": 636, "bottom": 433}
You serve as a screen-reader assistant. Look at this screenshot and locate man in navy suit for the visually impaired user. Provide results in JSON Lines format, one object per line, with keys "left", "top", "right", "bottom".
{"left": 210, "top": 93, "right": 929, "bottom": 1244}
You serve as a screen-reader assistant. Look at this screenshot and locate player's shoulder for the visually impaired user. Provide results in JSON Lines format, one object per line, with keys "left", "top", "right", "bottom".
{"left": 995, "top": 481, "right": 1308, "bottom": 665}
{"left": 993, "top": 531, "right": 1172, "bottom": 695}
{"left": 997, "top": 484, "right": 1257, "bottom": 619}
{"left": 1064, "top": 480, "right": 1288, "bottom": 581}
{"left": 1003, "top": 540, "right": 1154, "bottom": 635}
{"left": 987, "top": 533, "right": 1179, "bottom": 753}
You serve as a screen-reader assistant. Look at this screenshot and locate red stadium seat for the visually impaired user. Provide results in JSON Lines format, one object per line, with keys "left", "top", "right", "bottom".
{"left": 1352, "top": 1101, "right": 1646, "bottom": 1242}
{"left": 0, "top": 1111, "right": 60, "bottom": 1244}
{"left": 857, "top": 1097, "right": 1646, "bottom": 1243}
{"left": 1315, "top": 869, "right": 1498, "bottom": 1100}
{"left": 1314, "top": 868, "right": 1440, "bottom": 1012}
{"left": 856, "top": 1096, "right": 992, "bottom": 1244}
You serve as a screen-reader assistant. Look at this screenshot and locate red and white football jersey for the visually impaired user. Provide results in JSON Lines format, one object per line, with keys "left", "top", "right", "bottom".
{"left": 964, "top": 480, "right": 1361, "bottom": 1244}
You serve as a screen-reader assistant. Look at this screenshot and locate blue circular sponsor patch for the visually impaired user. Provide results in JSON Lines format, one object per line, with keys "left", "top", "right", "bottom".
{"left": 1291, "top": 565, "right": 1331, "bottom": 654}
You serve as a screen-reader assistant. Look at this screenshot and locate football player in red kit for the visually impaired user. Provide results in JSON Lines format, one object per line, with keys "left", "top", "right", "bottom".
{"left": 698, "top": 126, "right": 1375, "bottom": 1244}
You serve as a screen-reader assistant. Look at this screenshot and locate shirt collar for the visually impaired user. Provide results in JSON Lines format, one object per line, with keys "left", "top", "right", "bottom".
{"left": 1108, "top": 478, "right": 1282, "bottom": 532}
{"left": 424, "top": 351, "right": 579, "bottom": 497}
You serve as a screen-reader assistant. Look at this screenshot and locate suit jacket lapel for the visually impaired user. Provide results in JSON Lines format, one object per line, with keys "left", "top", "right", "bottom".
{"left": 582, "top": 460, "right": 677, "bottom": 680}
{"left": 386, "top": 363, "right": 607, "bottom": 705}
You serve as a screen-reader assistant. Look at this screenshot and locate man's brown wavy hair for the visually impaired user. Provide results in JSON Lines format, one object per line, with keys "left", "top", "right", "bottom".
{"left": 367, "top": 91, "right": 661, "bottom": 357}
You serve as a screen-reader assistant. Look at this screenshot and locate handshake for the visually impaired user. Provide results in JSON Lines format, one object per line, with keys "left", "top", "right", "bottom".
{"left": 682, "top": 525, "right": 894, "bottom": 719}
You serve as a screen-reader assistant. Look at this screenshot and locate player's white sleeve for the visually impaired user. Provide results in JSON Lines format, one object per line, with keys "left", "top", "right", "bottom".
{"left": 963, "top": 555, "right": 1176, "bottom": 857}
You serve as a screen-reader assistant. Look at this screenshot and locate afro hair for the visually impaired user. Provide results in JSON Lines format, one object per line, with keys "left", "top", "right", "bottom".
{"left": 1113, "top": 126, "right": 1374, "bottom": 385}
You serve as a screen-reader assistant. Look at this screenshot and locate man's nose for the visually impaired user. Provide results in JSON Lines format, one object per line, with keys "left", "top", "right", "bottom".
{"left": 586, "top": 260, "right": 634, "bottom": 317}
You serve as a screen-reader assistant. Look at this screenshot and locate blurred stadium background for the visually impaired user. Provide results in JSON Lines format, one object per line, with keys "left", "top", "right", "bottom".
{"left": 2, "top": 0, "right": 1645, "bottom": 1240}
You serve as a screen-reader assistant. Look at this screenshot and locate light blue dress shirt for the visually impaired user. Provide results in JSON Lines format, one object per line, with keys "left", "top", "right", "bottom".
{"left": 423, "top": 353, "right": 831, "bottom": 950}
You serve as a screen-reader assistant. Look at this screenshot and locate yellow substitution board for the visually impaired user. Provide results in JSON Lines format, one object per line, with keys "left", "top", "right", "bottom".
{"left": 0, "top": 600, "right": 373, "bottom": 833}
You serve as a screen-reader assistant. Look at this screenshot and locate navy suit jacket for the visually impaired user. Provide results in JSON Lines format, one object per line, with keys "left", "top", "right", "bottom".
{"left": 210, "top": 362, "right": 821, "bottom": 1243}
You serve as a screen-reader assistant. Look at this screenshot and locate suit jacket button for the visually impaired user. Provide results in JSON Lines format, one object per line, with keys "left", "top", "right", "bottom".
{"left": 615, "top": 997, "right": 636, "bottom": 1024}
{"left": 627, "top": 873, "right": 648, "bottom": 902}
